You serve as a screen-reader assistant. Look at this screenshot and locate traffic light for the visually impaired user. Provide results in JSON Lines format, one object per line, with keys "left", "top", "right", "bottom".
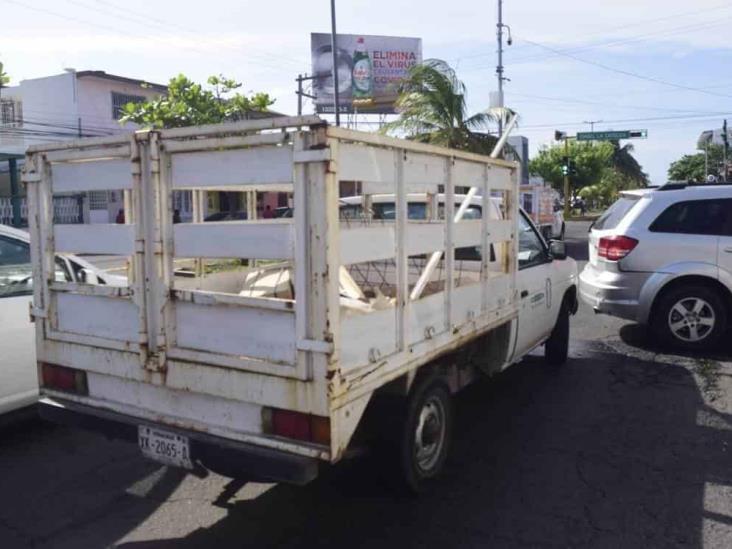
{"left": 560, "top": 156, "right": 576, "bottom": 176}
{"left": 555, "top": 130, "right": 566, "bottom": 141}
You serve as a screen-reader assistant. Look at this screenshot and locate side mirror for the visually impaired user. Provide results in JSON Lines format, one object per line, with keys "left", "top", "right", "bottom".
{"left": 549, "top": 240, "right": 567, "bottom": 260}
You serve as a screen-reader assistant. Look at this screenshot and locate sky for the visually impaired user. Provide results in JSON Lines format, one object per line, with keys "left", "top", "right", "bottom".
{"left": 2, "top": 0, "right": 732, "bottom": 183}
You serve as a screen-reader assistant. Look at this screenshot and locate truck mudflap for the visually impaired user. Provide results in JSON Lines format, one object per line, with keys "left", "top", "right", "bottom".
{"left": 38, "top": 397, "right": 319, "bottom": 486}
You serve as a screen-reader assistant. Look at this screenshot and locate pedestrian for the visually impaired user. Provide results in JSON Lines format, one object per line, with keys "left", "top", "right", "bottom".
{"left": 262, "top": 205, "right": 274, "bottom": 219}
{"left": 115, "top": 209, "right": 125, "bottom": 224}
{"left": 579, "top": 198, "right": 587, "bottom": 216}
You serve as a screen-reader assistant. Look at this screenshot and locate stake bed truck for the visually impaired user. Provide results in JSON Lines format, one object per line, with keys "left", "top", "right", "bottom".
{"left": 25, "top": 116, "right": 577, "bottom": 490}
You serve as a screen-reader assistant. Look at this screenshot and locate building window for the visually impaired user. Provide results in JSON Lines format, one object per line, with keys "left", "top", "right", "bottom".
{"left": 111, "top": 92, "right": 146, "bottom": 120}
{"left": 0, "top": 99, "right": 22, "bottom": 126}
{"left": 88, "top": 191, "right": 108, "bottom": 210}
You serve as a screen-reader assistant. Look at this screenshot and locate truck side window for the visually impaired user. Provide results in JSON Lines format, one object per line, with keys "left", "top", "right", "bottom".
{"left": 518, "top": 212, "right": 549, "bottom": 269}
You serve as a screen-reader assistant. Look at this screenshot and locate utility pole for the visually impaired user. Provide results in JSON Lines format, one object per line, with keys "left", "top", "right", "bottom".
{"left": 583, "top": 120, "right": 603, "bottom": 133}
{"left": 496, "top": 0, "right": 504, "bottom": 135}
{"left": 297, "top": 74, "right": 303, "bottom": 116}
{"left": 495, "top": 0, "right": 512, "bottom": 136}
{"left": 723, "top": 119, "right": 729, "bottom": 180}
{"left": 330, "top": 0, "right": 340, "bottom": 126}
{"left": 564, "top": 136, "right": 570, "bottom": 218}
{"left": 295, "top": 74, "right": 318, "bottom": 116}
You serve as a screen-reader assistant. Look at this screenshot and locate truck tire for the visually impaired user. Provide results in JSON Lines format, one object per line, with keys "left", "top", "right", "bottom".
{"left": 399, "top": 379, "right": 452, "bottom": 493}
{"left": 545, "top": 303, "right": 570, "bottom": 366}
{"left": 652, "top": 284, "right": 727, "bottom": 351}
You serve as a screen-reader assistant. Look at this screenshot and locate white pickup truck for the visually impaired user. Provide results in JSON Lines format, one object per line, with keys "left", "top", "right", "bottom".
{"left": 25, "top": 116, "right": 577, "bottom": 491}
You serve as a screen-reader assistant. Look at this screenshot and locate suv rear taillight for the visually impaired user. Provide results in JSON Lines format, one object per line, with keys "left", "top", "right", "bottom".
{"left": 598, "top": 235, "right": 638, "bottom": 261}
{"left": 40, "top": 363, "right": 88, "bottom": 395}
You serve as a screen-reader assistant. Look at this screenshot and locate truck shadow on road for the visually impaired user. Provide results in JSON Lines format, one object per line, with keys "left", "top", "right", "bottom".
{"left": 120, "top": 343, "right": 732, "bottom": 548}
{"left": 0, "top": 419, "right": 187, "bottom": 549}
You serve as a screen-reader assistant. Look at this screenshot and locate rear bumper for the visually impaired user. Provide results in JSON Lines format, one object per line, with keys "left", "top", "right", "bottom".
{"left": 579, "top": 265, "right": 650, "bottom": 322}
{"left": 39, "top": 397, "right": 319, "bottom": 486}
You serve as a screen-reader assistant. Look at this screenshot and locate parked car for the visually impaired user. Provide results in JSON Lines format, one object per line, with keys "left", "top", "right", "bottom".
{"left": 0, "top": 224, "right": 125, "bottom": 417}
{"left": 579, "top": 183, "right": 732, "bottom": 350}
{"left": 203, "top": 211, "right": 248, "bottom": 222}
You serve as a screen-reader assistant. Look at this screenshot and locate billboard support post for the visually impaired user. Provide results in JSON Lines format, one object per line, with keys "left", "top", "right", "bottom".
{"left": 330, "top": 0, "right": 340, "bottom": 126}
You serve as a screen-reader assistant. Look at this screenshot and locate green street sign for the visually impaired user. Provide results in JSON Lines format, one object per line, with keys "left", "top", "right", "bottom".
{"left": 576, "top": 130, "right": 647, "bottom": 141}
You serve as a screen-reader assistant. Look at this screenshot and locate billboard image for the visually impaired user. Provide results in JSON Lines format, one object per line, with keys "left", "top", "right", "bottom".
{"left": 311, "top": 33, "right": 422, "bottom": 114}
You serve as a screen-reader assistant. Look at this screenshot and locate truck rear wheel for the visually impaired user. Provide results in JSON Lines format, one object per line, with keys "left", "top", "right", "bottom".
{"left": 399, "top": 379, "right": 452, "bottom": 493}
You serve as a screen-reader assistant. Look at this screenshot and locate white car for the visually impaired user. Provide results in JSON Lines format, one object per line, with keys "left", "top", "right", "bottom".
{"left": 0, "top": 224, "right": 125, "bottom": 417}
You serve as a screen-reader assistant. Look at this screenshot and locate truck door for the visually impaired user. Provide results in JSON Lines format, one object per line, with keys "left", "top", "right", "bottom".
{"left": 512, "top": 211, "right": 555, "bottom": 360}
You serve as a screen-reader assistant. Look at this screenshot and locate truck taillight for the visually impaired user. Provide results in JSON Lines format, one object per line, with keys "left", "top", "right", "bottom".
{"left": 263, "top": 408, "right": 330, "bottom": 446}
{"left": 598, "top": 235, "right": 638, "bottom": 261}
{"left": 41, "top": 363, "right": 88, "bottom": 395}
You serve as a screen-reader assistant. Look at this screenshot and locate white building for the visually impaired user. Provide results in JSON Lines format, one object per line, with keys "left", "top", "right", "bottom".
{"left": 0, "top": 69, "right": 166, "bottom": 223}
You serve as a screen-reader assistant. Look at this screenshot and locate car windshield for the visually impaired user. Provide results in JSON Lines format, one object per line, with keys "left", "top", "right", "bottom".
{"left": 592, "top": 196, "right": 640, "bottom": 230}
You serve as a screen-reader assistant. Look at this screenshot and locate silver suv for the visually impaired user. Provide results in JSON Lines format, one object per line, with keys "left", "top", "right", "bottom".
{"left": 579, "top": 183, "right": 732, "bottom": 350}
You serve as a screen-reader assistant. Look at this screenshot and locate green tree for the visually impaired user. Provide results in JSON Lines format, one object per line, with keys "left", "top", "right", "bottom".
{"left": 529, "top": 141, "right": 614, "bottom": 198}
{"left": 668, "top": 145, "right": 724, "bottom": 182}
{"left": 383, "top": 59, "right": 500, "bottom": 154}
{"left": 0, "top": 61, "right": 10, "bottom": 101}
{"left": 120, "top": 74, "right": 275, "bottom": 129}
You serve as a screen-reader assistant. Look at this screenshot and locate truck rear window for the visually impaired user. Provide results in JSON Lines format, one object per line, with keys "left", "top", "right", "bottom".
{"left": 592, "top": 196, "right": 640, "bottom": 230}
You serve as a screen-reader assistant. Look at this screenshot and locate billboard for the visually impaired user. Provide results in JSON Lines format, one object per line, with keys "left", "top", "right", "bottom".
{"left": 311, "top": 33, "right": 422, "bottom": 114}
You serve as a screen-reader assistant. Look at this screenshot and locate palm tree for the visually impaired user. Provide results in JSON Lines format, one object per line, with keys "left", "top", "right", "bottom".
{"left": 0, "top": 61, "right": 9, "bottom": 102}
{"left": 610, "top": 141, "right": 648, "bottom": 187}
{"left": 383, "top": 59, "right": 501, "bottom": 155}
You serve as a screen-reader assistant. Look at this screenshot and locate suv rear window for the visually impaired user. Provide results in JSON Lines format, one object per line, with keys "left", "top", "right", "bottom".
{"left": 592, "top": 196, "right": 640, "bottom": 230}
{"left": 649, "top": 199, "right": 732, "bottom": 236}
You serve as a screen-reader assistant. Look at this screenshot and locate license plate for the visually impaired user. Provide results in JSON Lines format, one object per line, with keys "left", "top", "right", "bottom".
{"left": 138, "top": 425, "right": 193, "bottom": 469}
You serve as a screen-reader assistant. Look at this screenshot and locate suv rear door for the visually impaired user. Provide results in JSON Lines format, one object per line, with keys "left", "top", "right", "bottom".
{"left": 589, "top": 194, "right": 642, "bottom": 267}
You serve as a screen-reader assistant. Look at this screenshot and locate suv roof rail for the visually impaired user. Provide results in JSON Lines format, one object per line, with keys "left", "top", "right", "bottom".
{"left": 657, "top": 180, "right": 732, "bottom": 191}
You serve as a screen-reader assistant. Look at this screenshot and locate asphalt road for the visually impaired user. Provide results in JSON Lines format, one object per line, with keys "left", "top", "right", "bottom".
{"left": 2, "top": 221, "right": 731, "bottom": 548}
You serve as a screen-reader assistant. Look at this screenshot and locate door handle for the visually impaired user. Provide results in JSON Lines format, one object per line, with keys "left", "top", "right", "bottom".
{"left": 521, "top": 290, "right": 529, "bottom": 298}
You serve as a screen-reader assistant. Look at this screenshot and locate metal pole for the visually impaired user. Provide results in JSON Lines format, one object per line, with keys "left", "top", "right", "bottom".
{"left": 496, "top": 0, "right": 504, "bottom": 135}
{"left": 296, "top": 74, "right": 303, "bottom": 116}
{"left": 9, "top": 158, "right": 21, "bottom": 227}
{"left": 563, "top": 137, "right": 571, "bottom": 219}
{"left": 330, "top": 0, "right": 340, "bottom": 126}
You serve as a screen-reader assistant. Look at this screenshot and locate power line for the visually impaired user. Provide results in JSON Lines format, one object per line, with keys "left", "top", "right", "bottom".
{"left": 505, "top": 15, "right": 732, "bottom": 66}
{"left": 509, "top": 91, "right": 732, "bottom": 116}
{"left": 93, "top": 0, "right": 307, "bottom": 69}
{"left": 76, "top": 0, "right": 306, "bottom": 70}
{"left": 457, "top": 1, "right": 732, "bottom": 64}
{"left": 2, "top": 0, "right": 304, "bottom": 76}
{"left": 509, "top": 35, "right": 732, "bottom": 100}
{"left": 517, "top": 111, "right": 732, "bottom": 131}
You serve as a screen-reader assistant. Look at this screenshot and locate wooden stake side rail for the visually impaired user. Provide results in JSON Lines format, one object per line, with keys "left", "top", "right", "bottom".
{"left": 24, "top": 117, "right": 519, "bottom": 460}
